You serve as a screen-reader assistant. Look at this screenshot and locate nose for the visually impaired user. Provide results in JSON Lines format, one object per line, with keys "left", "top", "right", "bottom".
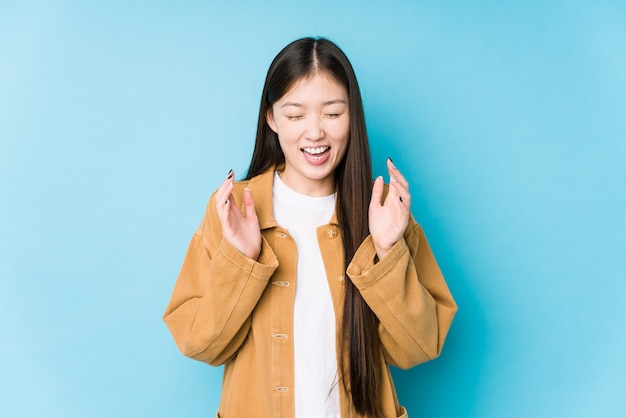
{"left": 305, "top": 117, "right": 324, "bottom": 140}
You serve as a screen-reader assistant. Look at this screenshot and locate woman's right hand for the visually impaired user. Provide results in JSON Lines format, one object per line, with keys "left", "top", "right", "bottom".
{"left": 215, "top": 170, "right": 262, "bottom": 260}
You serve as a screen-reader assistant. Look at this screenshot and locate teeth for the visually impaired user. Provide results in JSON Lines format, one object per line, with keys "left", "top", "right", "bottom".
{"left": 302, "top": 146, "right": 329, "bottom": 155}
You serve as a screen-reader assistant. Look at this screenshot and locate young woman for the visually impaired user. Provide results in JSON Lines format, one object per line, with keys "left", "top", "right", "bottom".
{"left": 164, "top": 37, "right": 457, "bottom": 418}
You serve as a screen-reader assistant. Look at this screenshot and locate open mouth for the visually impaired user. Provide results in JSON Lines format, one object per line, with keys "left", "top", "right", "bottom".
{"left": 301, "top": 146, "right": 331, "bottom": 160}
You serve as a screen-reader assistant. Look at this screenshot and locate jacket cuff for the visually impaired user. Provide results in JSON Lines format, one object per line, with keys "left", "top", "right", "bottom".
{"left": 347, "top": 235, "right": 409, "bottom": 289}
{"left": 217, "top": 235, "right": 278, "bottom": 281}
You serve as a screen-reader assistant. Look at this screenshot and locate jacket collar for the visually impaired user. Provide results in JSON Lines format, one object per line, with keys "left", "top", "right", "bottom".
{"left": 247, "top": 163, "right": 339, "bottom": 230}
{"left": 247, "top": 164, "right": 279, "bottom": 230}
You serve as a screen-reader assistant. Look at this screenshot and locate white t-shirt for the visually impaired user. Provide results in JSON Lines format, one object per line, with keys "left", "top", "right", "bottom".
{"left": 272, "top": 172, "right": 341, "bottom": 418}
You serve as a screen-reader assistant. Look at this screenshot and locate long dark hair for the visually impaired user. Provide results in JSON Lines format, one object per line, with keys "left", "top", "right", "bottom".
{"left": 245, "top": 37, "right": 383, "bottom": 418}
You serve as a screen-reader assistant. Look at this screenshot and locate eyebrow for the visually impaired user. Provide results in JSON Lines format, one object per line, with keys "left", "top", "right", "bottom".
{"left": 280, "top": 99, "right": 347, "bottom": 108}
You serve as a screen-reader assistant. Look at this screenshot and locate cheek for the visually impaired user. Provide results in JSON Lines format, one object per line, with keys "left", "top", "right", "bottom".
{"left": 331, "top": 124, "right": 350, "bottom": 159}
{"left": 330, "top": 120, "right": 350, "bottom": 143}
{"left": 276, "top": 127, "right": 301, "bottom": 154}
{"left": 275, "top": 123, "right": 302, "bottom": 142}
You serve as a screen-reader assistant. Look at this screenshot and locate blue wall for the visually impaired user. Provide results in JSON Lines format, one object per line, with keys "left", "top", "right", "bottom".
{"left": 1, "top": 1, "right": 625, "bottom": 417}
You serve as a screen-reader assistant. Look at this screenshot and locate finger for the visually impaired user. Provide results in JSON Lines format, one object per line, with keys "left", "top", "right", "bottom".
{"left": 216, "top": 170, "right": 236, "bottom": 223}
{"left": 242, "top": 187, "right": 257, "bottom": 220}
{"left": 388, "top": 176, "right": 410, "bottom": 198}
{"left": 387, "top": 158, "right": 409, "bottom": 189}
{"left": 398, "top": 190, "right": 411, "bottom": 208}
{"left": 387, "top": 158, "right": 411, "bottom": 205}
{"left": 216, "top": 168, "right": 233, "bottom": 198}
{"left": 370, "top": 176, "right": 384, "bottom": 206}
{"left": 217, "top": 183, "right": 234, "bottom": 211}
{"left": 388, "top": 180, "right": 411, "bottom": 208}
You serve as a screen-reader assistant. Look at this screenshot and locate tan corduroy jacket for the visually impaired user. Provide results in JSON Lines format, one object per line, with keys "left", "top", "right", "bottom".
{"left": 163, "top": 166, "right": 457, "bottom": 418}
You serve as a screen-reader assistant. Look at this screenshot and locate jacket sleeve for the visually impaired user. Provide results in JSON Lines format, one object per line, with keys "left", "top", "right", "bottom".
{"left": 163, "top": 192, "right": 279, "bottom": 366}
{"left": 346, "top": 219, "right": 457, "bottom": 369}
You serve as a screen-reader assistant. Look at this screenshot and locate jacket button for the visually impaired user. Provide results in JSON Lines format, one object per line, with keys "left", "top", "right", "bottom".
{"left": 327, "top": 228, "right": 338, "bottom": 239}
{"left": 272, "top": 281, "right": 290, "bottom": 287}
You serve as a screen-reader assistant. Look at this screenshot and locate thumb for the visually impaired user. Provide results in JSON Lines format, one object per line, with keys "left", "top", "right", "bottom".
{"left": 370, "top": 176, "right": 384, "bottom": 207}
{"left": 242, "top": 187, "right": 257, "bottom": 219}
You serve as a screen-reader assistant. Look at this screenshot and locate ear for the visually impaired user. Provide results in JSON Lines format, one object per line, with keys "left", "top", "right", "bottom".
{"left": 266, "top": 109, "right": 278, "bottom": 133}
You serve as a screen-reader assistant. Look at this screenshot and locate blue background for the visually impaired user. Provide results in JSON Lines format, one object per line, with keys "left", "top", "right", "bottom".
{"left": 1, "top": 1, "right": 625, "bottom": 417}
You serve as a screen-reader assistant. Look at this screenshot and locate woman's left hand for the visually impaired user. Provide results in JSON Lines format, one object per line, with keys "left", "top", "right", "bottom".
{"left": 369, "top": 158, "right": 411, "bottom": 261}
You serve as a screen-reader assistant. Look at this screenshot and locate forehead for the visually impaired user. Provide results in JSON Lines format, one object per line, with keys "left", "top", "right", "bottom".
{"left": 278, "top": 72, "right": 348, "bottom": 104}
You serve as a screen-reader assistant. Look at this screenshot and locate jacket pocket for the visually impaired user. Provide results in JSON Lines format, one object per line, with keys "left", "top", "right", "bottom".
{"left": 397, "top": 406, "right": 408, "bottom": 418}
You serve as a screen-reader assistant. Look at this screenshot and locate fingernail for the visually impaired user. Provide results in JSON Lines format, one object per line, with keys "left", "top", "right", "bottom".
{"left": 388, "top": 157, "right": 396, "bottom": 169}
{"left": 224, "top": 199, "right": 229, "bottom": 205}
{"left": 399, "top": 196, "right": 403, "bottom": 203}
{"left": 227, "top": 169, "right": 233, "bottom": 179}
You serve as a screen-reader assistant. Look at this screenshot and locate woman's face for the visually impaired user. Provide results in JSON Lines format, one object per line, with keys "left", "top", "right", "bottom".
{"left": 267, "top": 72, "right": 350, "bottom": 196}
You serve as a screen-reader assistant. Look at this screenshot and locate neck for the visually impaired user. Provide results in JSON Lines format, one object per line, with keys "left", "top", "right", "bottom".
{"left": 278, "top": 171, "right": 335, "bottom": 197}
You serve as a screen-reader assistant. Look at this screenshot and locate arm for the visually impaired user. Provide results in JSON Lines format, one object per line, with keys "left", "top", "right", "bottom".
{"left": 347, "top": 221, "right": 457, "bottom": 368}
{"left": 163, "top": 189, "right": 278, "bottom": 366}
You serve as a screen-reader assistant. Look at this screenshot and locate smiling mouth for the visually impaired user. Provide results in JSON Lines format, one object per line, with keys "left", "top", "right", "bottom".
{"left": 301, "top": 146, "right": 330, "bottom": 159}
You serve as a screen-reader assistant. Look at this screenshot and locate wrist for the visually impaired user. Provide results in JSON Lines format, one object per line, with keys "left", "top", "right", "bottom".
{"left": 244, "top": 242, "right": 261, "bottom": 261}
{"left": 373, "top": 241, "right": 392, "bottom": 261}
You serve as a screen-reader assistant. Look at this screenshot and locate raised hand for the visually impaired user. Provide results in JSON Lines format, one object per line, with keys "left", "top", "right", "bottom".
{"left": 215, "top": 170, "right": 262, "bottom": 260}
{"left": 369, "top": 158, "right": 411, "bottom": 260}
